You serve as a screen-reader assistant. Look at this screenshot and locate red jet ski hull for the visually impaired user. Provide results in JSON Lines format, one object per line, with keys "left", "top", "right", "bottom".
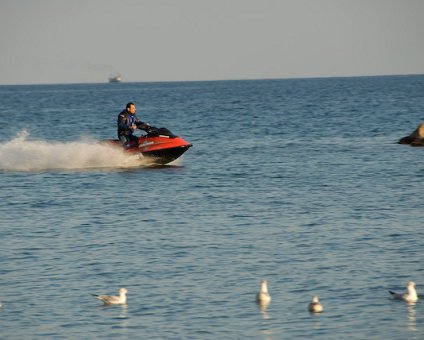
{"left": 102, "top": 134, "right": 192, "bottom": 165}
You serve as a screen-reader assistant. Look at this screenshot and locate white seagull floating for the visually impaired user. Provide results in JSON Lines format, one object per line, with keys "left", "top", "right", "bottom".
{"left": 389, "top": 281, "right": 418, "bottom": 303}
{"left": 256, "top": 280, "right": 271, "bottom": 305}
{"left": 308, "top": 295, "right": 324, "bottom": 313}
{"left": 92, "top": 287, "right": 128, "bottom": 305}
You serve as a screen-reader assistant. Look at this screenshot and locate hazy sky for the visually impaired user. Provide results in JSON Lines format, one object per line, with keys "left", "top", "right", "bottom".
{"left": 1, "top": 0, "right": 423, "bottom": 84}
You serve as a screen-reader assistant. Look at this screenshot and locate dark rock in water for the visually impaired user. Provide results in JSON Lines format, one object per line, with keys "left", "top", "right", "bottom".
{"left": 398, "top": 123, "right": 424, "bottom": 146}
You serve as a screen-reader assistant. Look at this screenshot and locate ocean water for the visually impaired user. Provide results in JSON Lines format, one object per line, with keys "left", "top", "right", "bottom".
{"left": 0, "top": 75, "right": 423, "bottom": 339}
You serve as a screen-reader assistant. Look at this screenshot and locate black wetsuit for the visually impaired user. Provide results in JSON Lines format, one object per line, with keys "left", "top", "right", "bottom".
{"left": 117, "top": 109, "right": 149, "bottom": 147}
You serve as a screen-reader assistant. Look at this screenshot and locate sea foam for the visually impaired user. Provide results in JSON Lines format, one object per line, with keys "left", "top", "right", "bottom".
{"left": 0, "top": 130, "right": 151, "bottom": 171}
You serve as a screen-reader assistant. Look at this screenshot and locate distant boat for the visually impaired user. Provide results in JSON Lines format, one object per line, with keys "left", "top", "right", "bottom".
{"left": 109, "top": 75, "right": 122, "bottom": 83}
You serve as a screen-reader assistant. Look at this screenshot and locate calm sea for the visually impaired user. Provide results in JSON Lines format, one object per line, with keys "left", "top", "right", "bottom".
{"left": 0, "top": 76, "right": 423, "bottom": 339}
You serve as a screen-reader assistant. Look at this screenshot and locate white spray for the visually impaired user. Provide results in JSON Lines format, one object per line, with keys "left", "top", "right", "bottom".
{"left": 0, "top": 130, "right": 153, "bottom": 171}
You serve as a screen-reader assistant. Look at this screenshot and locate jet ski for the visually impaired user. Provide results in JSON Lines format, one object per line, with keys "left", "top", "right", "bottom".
{"left": 102, "top": 127, "right": 192, "bottom": 165}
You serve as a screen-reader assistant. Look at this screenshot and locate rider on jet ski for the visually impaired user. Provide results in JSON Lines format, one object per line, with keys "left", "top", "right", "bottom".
{"left": 117, "top": 102, "right": 151, "bottom": 147}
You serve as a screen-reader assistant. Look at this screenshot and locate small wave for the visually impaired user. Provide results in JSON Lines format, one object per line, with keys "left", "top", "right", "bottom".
{"left": 0, "top": 130, "right": 152, "bottom": 171}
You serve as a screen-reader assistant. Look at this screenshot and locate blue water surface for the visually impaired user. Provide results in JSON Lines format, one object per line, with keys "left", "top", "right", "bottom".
{"left": 0, "top": 75, "right": 424, "bottom": 339}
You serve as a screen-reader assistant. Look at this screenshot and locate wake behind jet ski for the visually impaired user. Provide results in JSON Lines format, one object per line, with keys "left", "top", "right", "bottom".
{"left": 101, "top": 126, "right": 192, "bottom": 165}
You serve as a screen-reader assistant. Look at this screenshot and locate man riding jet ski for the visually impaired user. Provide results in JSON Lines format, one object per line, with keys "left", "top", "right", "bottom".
{"left": 108, "top": 101, "right": 192, "bottom": 165}
{"left": 117, "top": 102, "right": 151, "bottom": 148}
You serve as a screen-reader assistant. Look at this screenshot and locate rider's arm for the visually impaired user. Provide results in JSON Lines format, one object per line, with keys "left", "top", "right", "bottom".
{"left": 136, "top": 120, "right": 150, "bottom": 131}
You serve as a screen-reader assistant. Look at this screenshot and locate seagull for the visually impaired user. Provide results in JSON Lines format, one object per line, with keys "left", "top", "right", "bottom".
{"left": 308, "top": 295, "right": 324, "bottom": 313}
{"left": 92, "top": 288, "right": 128, "bottom": 305}
{"left": 389, "top": 281, "right": 418, "bottom": 303}
{"left": 256, "top": 280, "right": 271, "bottom": 305}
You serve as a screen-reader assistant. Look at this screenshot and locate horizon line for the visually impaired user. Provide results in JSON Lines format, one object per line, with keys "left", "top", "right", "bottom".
{"left": 1, "top": 72, "right": 423, "bottom": 87}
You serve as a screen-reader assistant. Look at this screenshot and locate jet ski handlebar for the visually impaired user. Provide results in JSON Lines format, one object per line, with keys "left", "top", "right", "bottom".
{"left": 144, "top": 126, "right": 177, "bottom": 138}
